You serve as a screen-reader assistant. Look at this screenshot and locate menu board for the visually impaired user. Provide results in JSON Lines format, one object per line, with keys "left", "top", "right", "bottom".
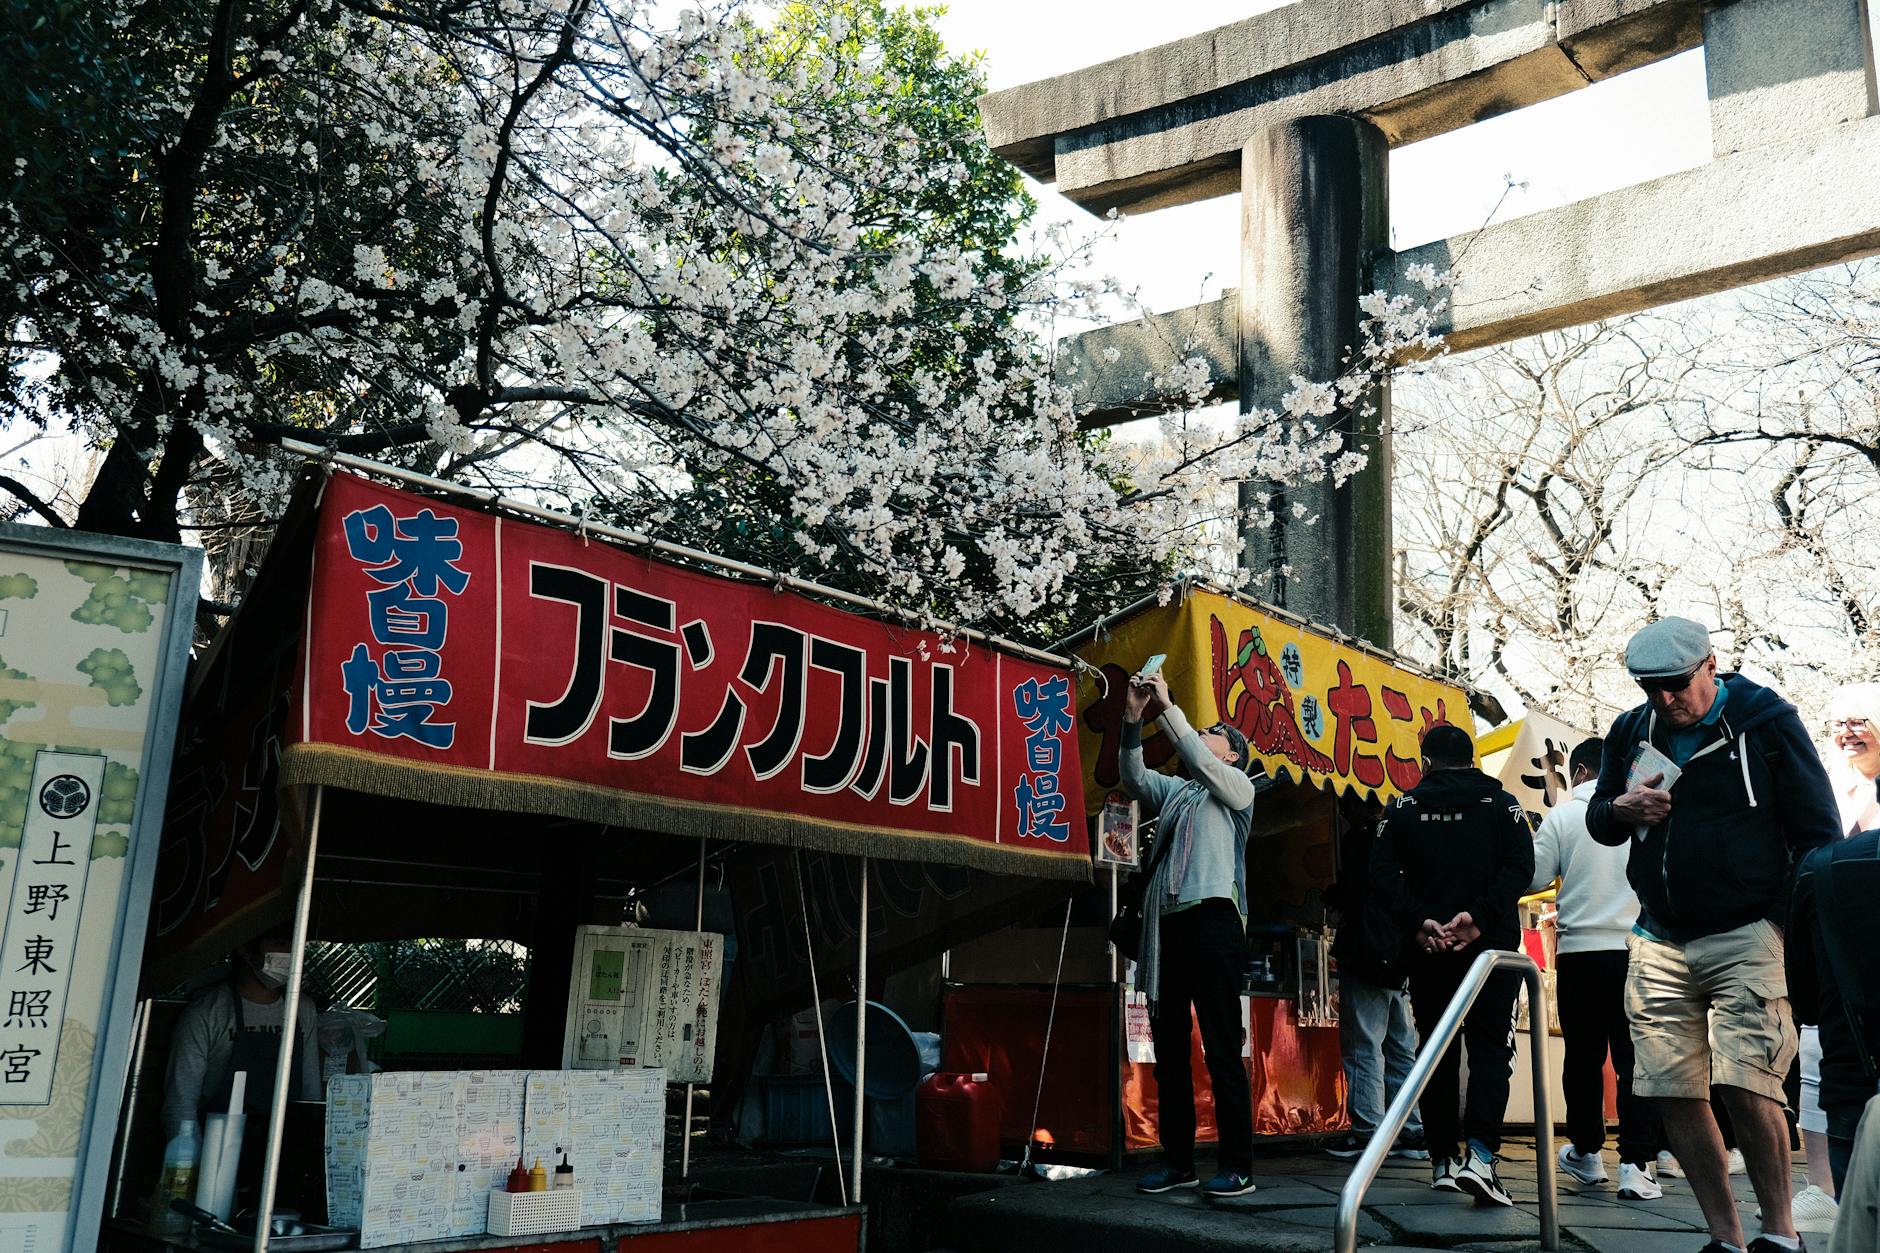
{"left": 326, "top": 1068, "right": 655, "bottom": 1243}
{"left": 562, "top": 926, "right": 722, "bottom": 1082}
{"left": 451, "top": 1070, "right": 528, "bottom": 1236}
{"left": 521, "top": 1070, "right": 664, "bottom": 1227}
{"left": 324, "top": 1071, "right": 462, "bottom": 1247}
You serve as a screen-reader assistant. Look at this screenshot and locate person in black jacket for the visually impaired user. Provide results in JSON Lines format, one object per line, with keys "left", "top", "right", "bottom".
{"left": 1787, "top": 829, "right": 1880, "bottom": 1197}
{"left": 1585, "top": 616, "right": 1840, "bottom": 1253}
{"left": 1324, "top": 795, "right": 1427, "bottom": 1161}
{"left": 1370, "top": 724, "right": 1534, "bottom": 1207}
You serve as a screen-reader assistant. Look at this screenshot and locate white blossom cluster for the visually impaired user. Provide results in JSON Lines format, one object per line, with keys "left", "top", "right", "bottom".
{"left": 2, "top": 0, "right": 1447, "bottom": 633}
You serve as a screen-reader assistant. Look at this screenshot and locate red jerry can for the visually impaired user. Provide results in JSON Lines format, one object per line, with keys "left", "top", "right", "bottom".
{"left": 916, "top": 1072, "right": 1000, "bottom": 1172}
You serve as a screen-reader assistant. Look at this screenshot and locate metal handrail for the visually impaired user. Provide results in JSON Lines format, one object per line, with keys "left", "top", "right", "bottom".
{"left": 1334, "top": 948, "right": 1559, "bottom": 1253}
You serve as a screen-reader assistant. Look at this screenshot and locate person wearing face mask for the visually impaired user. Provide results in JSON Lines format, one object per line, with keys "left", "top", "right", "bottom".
{"left": 160, "top": 924, "right": 323, "bottom": 1140}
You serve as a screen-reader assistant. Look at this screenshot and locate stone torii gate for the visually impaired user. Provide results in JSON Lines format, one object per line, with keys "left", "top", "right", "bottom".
{"left": 978, "top": 0, "right": 1880, "bottom": 648}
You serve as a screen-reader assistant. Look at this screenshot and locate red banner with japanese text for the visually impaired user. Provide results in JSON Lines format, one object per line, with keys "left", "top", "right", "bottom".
{"left": 279, "top": 473, "right": 1088, "bottom": 879}
{"left": 1075, "top": 586, "right": 1474, "bottom": 809}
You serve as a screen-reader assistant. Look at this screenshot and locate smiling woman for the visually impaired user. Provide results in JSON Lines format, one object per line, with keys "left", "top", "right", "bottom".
{"left": 1825, "top": 684, "right": 1880, "bottom": 836}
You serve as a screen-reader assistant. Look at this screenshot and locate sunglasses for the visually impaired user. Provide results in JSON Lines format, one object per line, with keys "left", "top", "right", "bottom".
{"left": 1636, "top": 663, "right": 1704, "bottom": 695}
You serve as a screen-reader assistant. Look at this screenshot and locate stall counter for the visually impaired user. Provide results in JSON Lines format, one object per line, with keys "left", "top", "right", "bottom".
{"left": 105, "top": 1199, "right": 864, "bottom": 1253}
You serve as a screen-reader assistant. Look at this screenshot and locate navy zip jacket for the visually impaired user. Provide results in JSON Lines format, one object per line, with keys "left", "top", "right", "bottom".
{"left": 1370, "top": 767, "right": 1534, "bottom": 953}
{"left": 1585, "top": 673, "right": 1839, "bottom": 943}
{"left": 1788, "top": 829, "right": 1880, "bottom": 1138}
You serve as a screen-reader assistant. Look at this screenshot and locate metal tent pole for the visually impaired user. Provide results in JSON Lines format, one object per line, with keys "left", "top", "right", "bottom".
{"left": 254, "top": 784, "right": 323, "bottom": 1253}
{"left": 1108, "top": 865, "right": 1119, "bottom": 980}
{"left": 108, "top": 999, "right": 153, "bottom": 1219}
{"left": 851, "top": 858, "right": 868, "bottom": 1204}
{"left": 682, "top": 836, "right": 706, "bottom": 1180}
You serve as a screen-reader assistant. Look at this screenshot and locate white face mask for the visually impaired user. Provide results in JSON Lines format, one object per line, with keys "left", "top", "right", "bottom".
{"left": 255, "top": 951, "right": 293, "bottom": 988}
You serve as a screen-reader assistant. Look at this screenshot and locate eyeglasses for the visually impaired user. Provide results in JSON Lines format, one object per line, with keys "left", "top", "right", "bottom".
{"left": 1827, "top": 718, "right": 1873, "bottom": 736}
{"left": 1636, "top": 663, "right": 1704, "bottom": 695}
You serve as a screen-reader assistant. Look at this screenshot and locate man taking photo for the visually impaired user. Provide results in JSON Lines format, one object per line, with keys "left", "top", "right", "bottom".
{"left": 1586, "top": 617, "right": 1840, "bottom": 1253}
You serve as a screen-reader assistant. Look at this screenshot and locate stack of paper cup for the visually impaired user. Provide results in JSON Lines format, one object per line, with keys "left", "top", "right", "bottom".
{"left": 194, "top": 1071, "right": 247, "bottom": 1221}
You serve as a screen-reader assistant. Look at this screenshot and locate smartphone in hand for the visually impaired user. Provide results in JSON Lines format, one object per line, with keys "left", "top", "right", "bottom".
{"left": 1137, "top": 653, "right": 1167, "bottom": 678}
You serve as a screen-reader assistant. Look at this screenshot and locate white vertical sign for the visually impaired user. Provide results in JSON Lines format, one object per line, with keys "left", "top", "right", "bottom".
{"left": 0, "top": 752, "right": 105, "bottom": 1104}
{"left": 562, "top": 926, "right": 722, "bottom": 1082}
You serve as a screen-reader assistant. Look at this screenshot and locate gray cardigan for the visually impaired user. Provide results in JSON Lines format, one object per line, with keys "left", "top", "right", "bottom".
{"left": 1120, "top": 703, "right": 1255, "bottom": 1001}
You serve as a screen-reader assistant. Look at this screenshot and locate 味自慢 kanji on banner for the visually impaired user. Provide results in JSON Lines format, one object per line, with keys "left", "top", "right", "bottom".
{"left": 278, "top": 472, "right": 1089, "bottom": 878}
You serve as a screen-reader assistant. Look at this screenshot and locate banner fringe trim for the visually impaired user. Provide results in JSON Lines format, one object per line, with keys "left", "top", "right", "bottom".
{"left": 279, "top": 744, "right": 1091, "bottom": 882}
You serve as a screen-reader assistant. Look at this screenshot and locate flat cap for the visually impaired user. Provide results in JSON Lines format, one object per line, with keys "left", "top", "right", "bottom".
{"left": 1625, "top": 616, "right": 1714, "bottom": 678}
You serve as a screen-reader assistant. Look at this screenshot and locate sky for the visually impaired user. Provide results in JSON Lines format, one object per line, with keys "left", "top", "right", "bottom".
{"left": 927, "top": 1, "right": 1717, "bottom": 317}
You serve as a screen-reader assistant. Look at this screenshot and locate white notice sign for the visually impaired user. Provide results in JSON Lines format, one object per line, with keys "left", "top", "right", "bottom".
{"left": 562, "top": 926, "right": 722, "bottom": 1083}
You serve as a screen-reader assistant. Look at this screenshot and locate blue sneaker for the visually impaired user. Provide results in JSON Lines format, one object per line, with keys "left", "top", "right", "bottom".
{"left": 1202, "top": 1169, "right": 1257, "bottom": 1198}
{"left": 1135, "top": 1165, "right": 1199, "bottom": 1194}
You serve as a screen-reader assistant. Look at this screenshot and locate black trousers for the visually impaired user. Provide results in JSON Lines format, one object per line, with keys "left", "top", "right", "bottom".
{"left": 1408, "top": 944, "right": 1520, "bottom": 1161}
{"left": 1149, "top": 898, "right": 1253, "bottom": 1175}
{"left": 1556, "top": 949, "right": 1662, "bottom": 1166}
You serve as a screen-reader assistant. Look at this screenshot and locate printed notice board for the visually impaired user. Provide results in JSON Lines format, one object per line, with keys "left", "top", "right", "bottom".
{"left": 561, "top": 926, "right": 722, "bottom": 1083}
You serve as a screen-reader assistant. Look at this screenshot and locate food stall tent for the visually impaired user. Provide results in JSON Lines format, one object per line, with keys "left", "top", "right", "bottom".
{"left": 936, "top": 582, "right": 1483, "bottom": 1163}
{"left": 104, "top": 454, "right": 1090, "bottom": 1253}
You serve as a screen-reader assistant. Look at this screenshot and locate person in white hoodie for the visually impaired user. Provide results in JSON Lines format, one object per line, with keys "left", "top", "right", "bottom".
{"left": 1530, "top": 736, "right": 1665, "bottom": 1201}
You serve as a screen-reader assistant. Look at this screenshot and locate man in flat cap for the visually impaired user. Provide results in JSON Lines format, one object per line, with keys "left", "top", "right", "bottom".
{"left": 1586, "top": 617, "right": 1841, "bottom": 1253}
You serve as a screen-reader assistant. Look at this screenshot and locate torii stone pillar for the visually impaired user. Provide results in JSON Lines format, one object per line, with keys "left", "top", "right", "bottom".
{"left": 1237, "top": 117, "right": 1391, "bottom": 646}
{"left": 978, "top": 0, "right": 1880, "bottom": 651}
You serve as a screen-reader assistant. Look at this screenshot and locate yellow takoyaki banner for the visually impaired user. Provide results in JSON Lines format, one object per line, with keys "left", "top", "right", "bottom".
{"left": 1075, "top": 588, "right": 1475, "bottom": 810}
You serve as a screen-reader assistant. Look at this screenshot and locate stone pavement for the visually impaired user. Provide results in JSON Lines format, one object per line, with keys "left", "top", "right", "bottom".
{"left": 937, "top": 1137, "right": 1824, "bottom": 1253}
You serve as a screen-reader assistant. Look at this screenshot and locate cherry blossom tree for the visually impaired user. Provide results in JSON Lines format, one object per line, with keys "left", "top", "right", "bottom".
{"left": 3, "top": 0, "right": 1438, "bottom": 635}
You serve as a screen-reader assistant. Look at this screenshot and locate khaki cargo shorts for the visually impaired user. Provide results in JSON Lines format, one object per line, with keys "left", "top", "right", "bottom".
{"left": 1624, "top": 919, "right": 1797, "bottom": 1104}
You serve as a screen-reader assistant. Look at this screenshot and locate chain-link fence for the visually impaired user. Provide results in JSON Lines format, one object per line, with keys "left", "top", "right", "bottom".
{"left": 302, "top": 938, "right": 529, "bottom": 1014}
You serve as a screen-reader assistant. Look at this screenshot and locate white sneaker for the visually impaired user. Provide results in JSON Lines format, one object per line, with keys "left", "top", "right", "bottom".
{"left": 1656, "top": 1150, "right": 1686, "bottom": 1178}
{"left": 1430, "top": 1155, "right": 1463, "bottom": 1193}
{"left": 1558, "top": 1144, "right": 1609, "bottom": 1186}
{"left": 1618, "top": 1161, "right": 1663, "bottom": 1200}
{"left": 1791, "top": 1183, "right": 1840, "bottom": 1233}
{"left": 1455, "top": 1148, "right": 1514, "bottom": 1208}
{"left": 1727, "top": 1147, "right": 1747, "bottom": 1175}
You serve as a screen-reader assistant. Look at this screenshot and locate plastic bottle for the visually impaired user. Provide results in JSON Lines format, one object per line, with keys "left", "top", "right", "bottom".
{"left": 505, "top": 1153, "right": 529, "bottom": 1193}
{"left": 528, "top": 1158, "right": 548, "bottom": 1192}
{"left": 553, "top": 1152, "right": 575, "bottom": 1190}
{"left": 148, "top": 1120, "right": 201, "bottom": 1235}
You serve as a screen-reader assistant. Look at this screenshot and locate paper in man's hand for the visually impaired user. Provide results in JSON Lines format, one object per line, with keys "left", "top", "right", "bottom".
{"left": 1626, "top": 742, "right": 1681, "bottom": 841}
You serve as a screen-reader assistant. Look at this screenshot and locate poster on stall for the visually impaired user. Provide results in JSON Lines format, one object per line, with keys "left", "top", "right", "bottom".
{"left": 562, "top": 926, "right": 722, "bottom": 1083}
{"left": 1095, "top": 793, "right": 1139, "bottom": 868}
{"left": 0, "top": 526, "right": 200, "bottom": 1252}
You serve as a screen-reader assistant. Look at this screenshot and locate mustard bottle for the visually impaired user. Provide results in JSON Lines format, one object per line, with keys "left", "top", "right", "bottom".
{"left": 528, "top": 1158, "right": 548, "bottom": 1192}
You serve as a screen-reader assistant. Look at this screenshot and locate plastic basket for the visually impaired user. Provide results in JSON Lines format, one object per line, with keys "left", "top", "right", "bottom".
{"left": 487, "top": 1188, "right": 582, "bottom": 1237}
{"left": 761, "top": 1074, "right": 851, "bottom": 1146}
